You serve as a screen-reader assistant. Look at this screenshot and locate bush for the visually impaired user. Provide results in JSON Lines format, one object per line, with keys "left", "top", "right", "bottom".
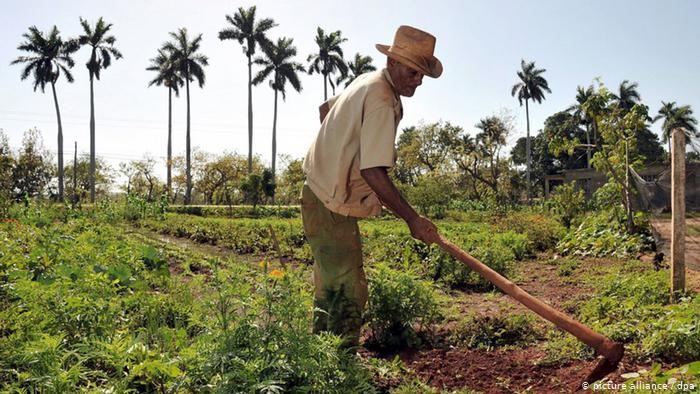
{"left": 426, "top": 242, "right": 514, "bottom": 290}
{"left": 557, "top": 210, "right": 654, "bottom": 258}
{"left": 450, "top": 314, "right": 538, "bottom": 350}
{"left": 168, "top": 204, "right": 300, "bottom": 219}
{"left": 365, "top": 264, "right": 441, "bottom": 349}
{"left": 548, "top": 181, "right": 586, "bottom": 228}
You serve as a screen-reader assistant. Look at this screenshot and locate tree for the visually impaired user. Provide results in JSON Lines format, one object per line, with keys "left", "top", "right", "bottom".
{"left": 163, "top": 28, "right": 209, "bottom": 205}
{"left": 276, "top": 156, "right": 305, "bottom": 204}
{"left": 307, "top": 27, "right": 347, "bottom": 101}
{"left": 395, "top": 122, "right": 460, "bottom": 186}
{"left": 336, "top": 53, "right": 376, "bottom": 89}
{"left": 253, "top": 37, "right": 304, "bottom": 192}
{"left": 240, "top": 169, "right": 275, "bottom": 210}
{"left": 569, "top": 85, "right": 595, "bottom": 167}
{"left": 219, "top": 6, "right": 276, "bottom": 175}
{"left": 614, "top": 80, "right": 641, "bottom": 112}
{"left": 11, "top": 25, "right": 79, "bottom": 202}
{"left": 147, "top": 47, "right": 183, "bottom": 197}
{"left": 450, "top": 115, "right": 513, "bottom": 198}
{"left": 77, "top": 17, "right": 122, "bottom": 203}
{"left": 12, "top": 128, "right": 53, "bottom": 200}
{"left": 0, "top": 130, "right": 16, "bottom": 210}
{"left": 194, "top": 152, "right": 249, "bottom": 204}
{"left": 64, "top": 153, "right": 112, "bottom": 203}
{"left": 511, "top": 59, "right": 551, "bottom": 202}
{"left": 652, "top": 101, "right": 699, "bottom": 154}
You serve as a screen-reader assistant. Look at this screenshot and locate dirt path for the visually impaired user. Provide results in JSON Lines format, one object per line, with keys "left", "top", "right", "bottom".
{"left": 650, "top": 217, "right": 700, "bottom": 270}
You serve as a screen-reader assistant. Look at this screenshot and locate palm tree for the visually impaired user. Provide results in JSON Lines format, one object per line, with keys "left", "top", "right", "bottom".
{"left": 653, "top": 101, "right": 699, "bottom": 153}
{"left": 77, "top": 17, "right": 122, "bottom": 203}
{"left": 11, "top": 26, "right": 79, "bottom": 202}
{"left": 253, "top": 37, "right": 305, "bottom": 196}
{"left": 163, "top": 28, "right": 208, "bottom": 205}
{"left": 614, "top": 80, "right": 641, "bottom": 113}
{"left": 511, "top": 59, "right": 551, "bottom": 202}
{"left": 336, "top": 53, "right": 376, "bottom": 88}
{"left": 307, "top": 27, "right": 348, "bottom": 101}
{"left": 569, "top": 85, "right": 595, "bottom": 167}
{"left": 147, "top": 47, "right": 183, "bottom": 199}
{"left": 219, "top": 6, "right": 277, "bottom": 175}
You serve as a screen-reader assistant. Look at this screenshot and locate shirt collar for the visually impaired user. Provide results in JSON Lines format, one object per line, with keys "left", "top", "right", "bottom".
{"left": 382, "top": 68, "right": 401, "bottom": 101}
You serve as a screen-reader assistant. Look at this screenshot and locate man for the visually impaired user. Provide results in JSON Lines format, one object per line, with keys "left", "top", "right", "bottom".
{"left": 301, "top": 25, "right": 443, "bottom": 347}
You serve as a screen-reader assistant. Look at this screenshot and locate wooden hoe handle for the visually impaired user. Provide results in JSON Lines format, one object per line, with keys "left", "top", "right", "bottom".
{"left": 436, "top": 236, "right": 621, "bottom": 361}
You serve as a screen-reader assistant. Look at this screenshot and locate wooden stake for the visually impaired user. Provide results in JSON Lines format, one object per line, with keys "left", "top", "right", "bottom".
{"left": 671, "top": 128, "right": 686, "bottom": 299}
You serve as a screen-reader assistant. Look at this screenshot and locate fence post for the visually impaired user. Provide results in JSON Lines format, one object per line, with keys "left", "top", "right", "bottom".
{"left": 671, "top": 128, "right": 686, "bottom": 300}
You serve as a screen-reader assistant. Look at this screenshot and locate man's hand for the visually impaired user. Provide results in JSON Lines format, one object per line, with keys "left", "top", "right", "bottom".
{"left": 408, "top": 215, "right": 441, "bottom": 245}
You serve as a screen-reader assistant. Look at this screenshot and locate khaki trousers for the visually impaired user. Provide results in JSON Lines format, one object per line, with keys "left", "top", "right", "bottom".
{"left": 300, "top": 185, "right": 368, "bottom": 347}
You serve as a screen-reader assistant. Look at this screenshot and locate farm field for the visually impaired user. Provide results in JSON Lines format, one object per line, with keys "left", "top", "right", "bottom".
{"left": 2, "top": 202, "right": 700, "bottom": 393}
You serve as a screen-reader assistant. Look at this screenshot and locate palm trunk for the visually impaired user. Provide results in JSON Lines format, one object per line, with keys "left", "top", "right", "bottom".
{"left": 247, "top": 54, "right": 253, "bottom": 174}
{"left": 89, "top": 74, "right": 96, "bottom": 203}
{"left": 525, "top": 98, "right": 531, "bottom": 203}
{"left": 271, "top": 88, "right": 278, "bottom": 203}
{"left": 185, "top": 76, "right": 192, "bottom": 205}
{"left": 167, "top": 86, "right": 172, "bottom": 198}
{"left": 51, "top": 81, "right": 64, "bottom": 202}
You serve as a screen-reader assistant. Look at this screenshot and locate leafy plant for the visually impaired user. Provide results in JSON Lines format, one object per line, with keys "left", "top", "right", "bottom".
{"left": 365, "top": 263, "right": 440, "bottom": 349}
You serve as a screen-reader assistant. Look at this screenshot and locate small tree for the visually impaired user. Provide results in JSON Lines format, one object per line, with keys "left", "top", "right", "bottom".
{"left": 240, "top": 169, "right": 275, "bottom": 211}
{"left": 12, "top": 128, "right": 53, "bottom": 200}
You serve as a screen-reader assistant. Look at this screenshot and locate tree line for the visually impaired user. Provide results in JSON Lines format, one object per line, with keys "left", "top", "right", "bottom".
{"left": 11, "top": 6, "right": 377, "bottom": 205}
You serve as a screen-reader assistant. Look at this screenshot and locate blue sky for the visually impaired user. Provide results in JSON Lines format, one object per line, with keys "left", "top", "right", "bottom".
{"left": 1, "top": 0, "right": 699, "bottom": 179}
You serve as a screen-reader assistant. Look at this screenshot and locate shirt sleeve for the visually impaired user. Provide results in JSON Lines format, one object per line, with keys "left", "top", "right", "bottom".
{"left": 360, "top": 105, "right": 397, "bottom": 170}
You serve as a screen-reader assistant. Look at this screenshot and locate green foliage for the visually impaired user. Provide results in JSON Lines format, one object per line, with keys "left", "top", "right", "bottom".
{"left": 240, "top": 169, "right": 276, "bottom": 209}
{"left": 210, "top": 266, "right": 376, "bottom": 393}
{"left": 365, "top": 264, "right": 440, "bottom": 349}
{"left": 578, "top": 265, "right": 700, "bottom": 361}
{"left": 557, "top": 210, "right": 654, "bottom": 258}
{"left": 0, "top": 212, "right": 375, "bottom": 392}
{"left": 450, "top": 314, "right": 538, "bottom": 350}
{"left": 168, "top": 204, "right": 300, "bottom": 218}
{"left": 120, "top": 194, "right": 169, "bottom": 221}
{"left": 622, "top": 362, "right": 700, "bottom": 393}
{"left": 402, "top": 173, "right": 457, "bottom": 219}
{"left": 548, "top": 181, "right": 586, "bottom": 228}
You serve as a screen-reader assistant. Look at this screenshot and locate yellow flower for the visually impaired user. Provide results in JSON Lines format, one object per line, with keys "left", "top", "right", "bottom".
{"left": 259, "top": 260, "right": 268, "bottom": 268}
{"left": 269, "top": 269, "right": 284, "bottom": 279}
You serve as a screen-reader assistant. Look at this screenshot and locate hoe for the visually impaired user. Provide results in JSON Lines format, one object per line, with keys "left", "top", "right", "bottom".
{"left": 436, "top": 236, "right": 624, "bottom": 391}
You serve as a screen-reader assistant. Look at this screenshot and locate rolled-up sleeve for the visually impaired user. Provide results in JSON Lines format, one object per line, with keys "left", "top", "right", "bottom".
{"left": 359, "top": 105, "right": 397, "bottom": 170}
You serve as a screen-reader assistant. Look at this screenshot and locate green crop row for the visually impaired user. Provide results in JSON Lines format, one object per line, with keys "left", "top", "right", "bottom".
{"left": 0, "top": 216, "right": 379, "bottom": 392}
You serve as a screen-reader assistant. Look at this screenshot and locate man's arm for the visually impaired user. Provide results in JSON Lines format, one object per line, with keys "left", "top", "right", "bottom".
{"left": 361, "top": 167, "right": 440, "bottom": 245}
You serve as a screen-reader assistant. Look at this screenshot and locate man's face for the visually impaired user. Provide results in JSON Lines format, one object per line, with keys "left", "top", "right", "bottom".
{"left": 388, "top": 58, "right": 424, "bottom": 97}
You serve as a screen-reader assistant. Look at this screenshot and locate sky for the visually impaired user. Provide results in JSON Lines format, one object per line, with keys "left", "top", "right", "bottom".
{"left": 1, "top": 0, "right": 699, "bottom": 182}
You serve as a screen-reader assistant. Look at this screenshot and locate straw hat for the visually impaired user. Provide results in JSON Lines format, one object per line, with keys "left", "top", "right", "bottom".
{"left": 376, "top": 25, "right": 443, "bottom": 78}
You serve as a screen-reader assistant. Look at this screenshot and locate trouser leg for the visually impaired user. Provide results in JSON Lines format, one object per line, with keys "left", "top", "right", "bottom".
{"left": 301, "top": 185, "right": 367, "bottom": 347}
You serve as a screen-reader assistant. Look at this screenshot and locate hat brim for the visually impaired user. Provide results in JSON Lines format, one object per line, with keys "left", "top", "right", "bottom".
{"left": 376, "top": 44, "right": 443, "bottom": 78}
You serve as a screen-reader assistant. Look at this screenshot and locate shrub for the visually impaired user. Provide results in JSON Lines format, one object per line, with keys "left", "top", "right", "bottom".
{"left": 548, "top": 181, "right": 586, "bottom": 228}
{"left": 450, "top": 314, "right": 538, "bottom": 350}
{"left": 365, "top": 264, "right": 441, "bottom": 349}
{"left": 557, "top": 210, "right": 654, "bottom": 258}
{"left": 426, "top": 243, "right": 514, "bottom": 290}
